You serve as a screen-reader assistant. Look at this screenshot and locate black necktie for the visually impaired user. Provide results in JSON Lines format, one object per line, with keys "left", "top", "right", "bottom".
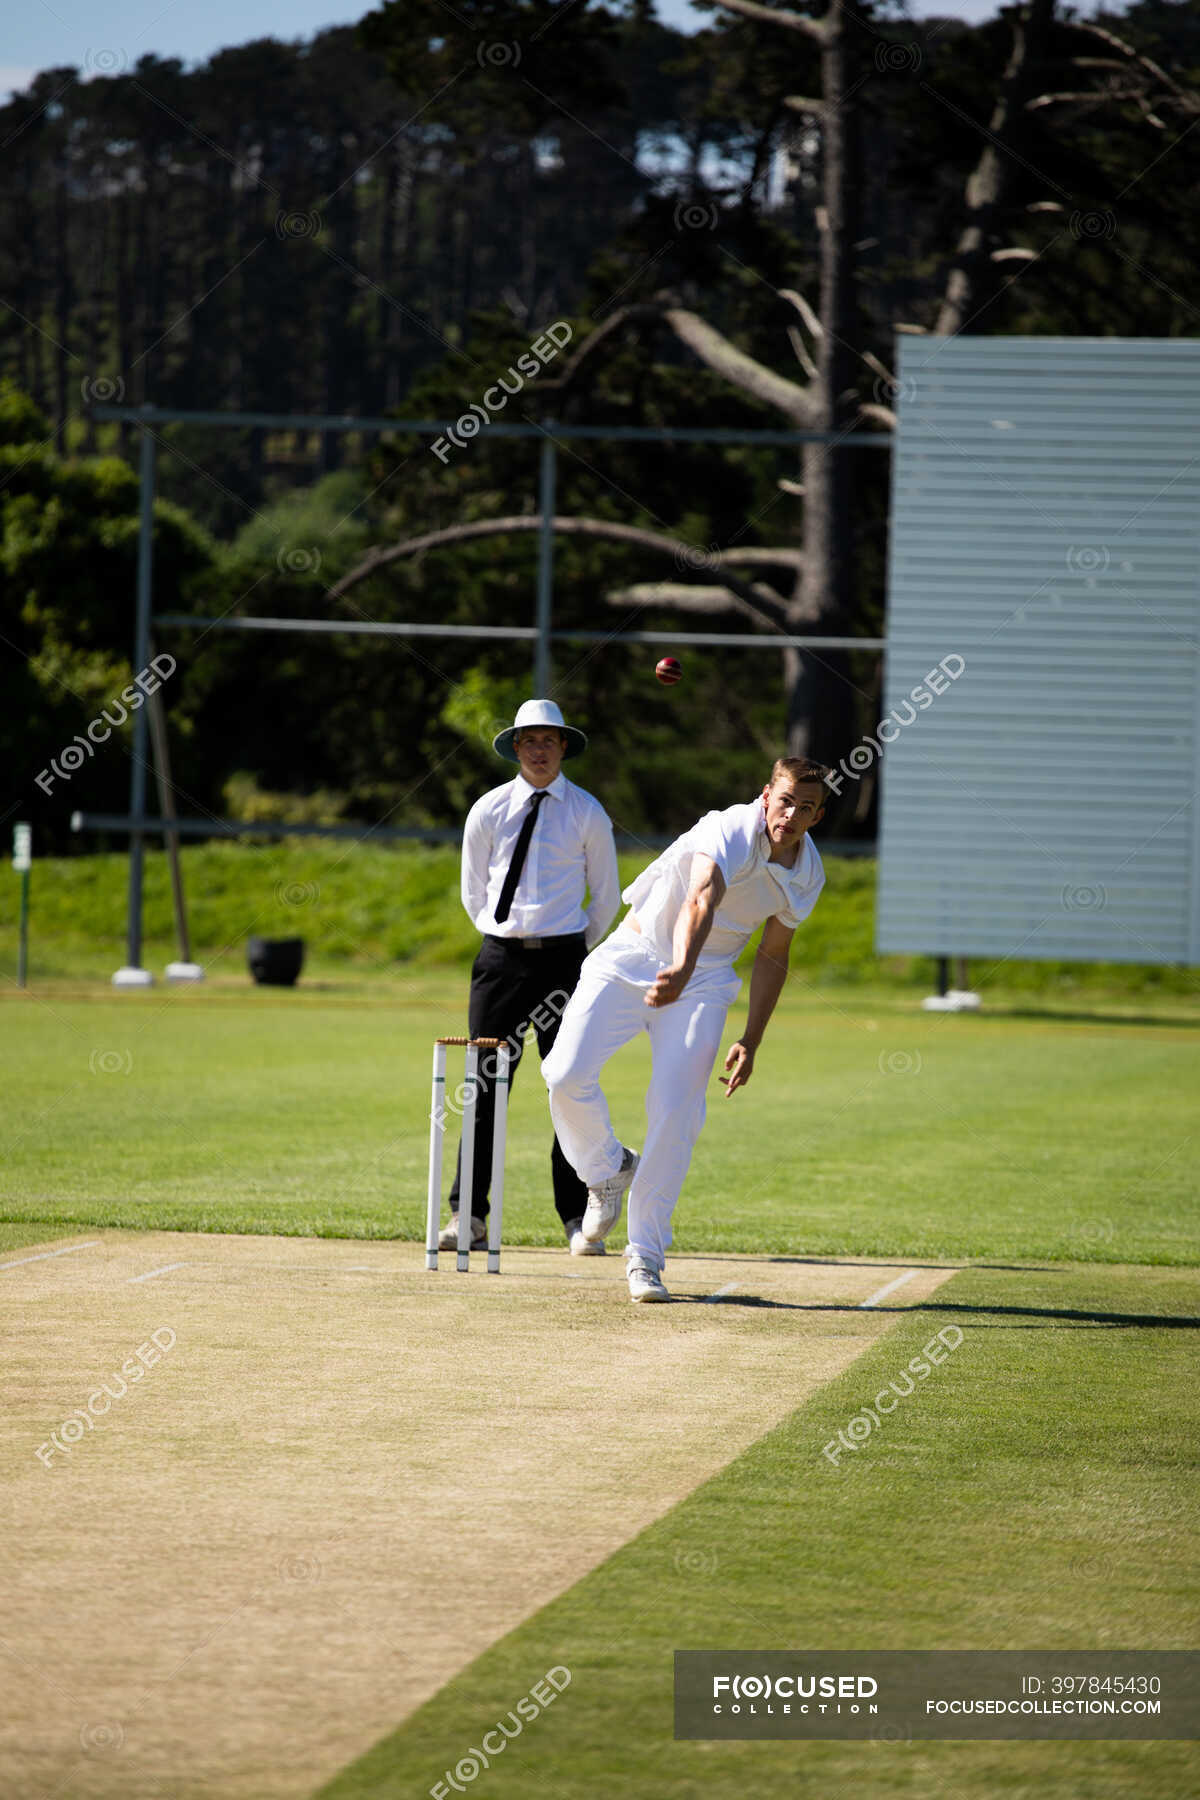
{"left": 493, "top": 789, "right": 548, "bottom": 924}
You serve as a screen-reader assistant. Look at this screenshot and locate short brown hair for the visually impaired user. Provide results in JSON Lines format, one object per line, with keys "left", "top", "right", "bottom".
{"left": 769, "top": 755, "right": 834, "bottom": 796}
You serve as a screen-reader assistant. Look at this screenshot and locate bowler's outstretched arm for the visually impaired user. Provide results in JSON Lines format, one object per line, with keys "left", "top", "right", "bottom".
{"left": 722, "top": 913, "right": 794, "bottom": 1094}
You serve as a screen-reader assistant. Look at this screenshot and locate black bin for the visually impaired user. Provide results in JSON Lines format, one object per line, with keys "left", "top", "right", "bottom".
{"left": 247, "top": 936, "right": 305, "bottom": 987}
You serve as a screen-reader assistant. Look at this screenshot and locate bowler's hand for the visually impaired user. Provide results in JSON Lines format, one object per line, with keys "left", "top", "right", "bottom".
{"left": 719, "top": 1040, "right": 755, "bottom": 1095}
{"left": 645, "top": 965, "right": 689, "bottom": 1007}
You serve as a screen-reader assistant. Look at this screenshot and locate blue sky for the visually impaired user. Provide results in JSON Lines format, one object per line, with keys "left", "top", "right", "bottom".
{"left": 3, "top": 0, "right": 1011, "bottom": 101}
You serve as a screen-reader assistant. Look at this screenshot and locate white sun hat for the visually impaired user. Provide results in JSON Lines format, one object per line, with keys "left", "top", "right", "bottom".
{"left": 493, "top": 698, "right": 588, "bottom": 763}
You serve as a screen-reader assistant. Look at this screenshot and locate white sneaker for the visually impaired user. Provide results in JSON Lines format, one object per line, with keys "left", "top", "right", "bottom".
{"left": 565, "top": 1217, "right": 605, "bottom": 1256}
{"left": 438, "top": 1214, "right": 487, "bottom": 1251}
{"left": 581, "top": 1147, "right": 639, "bottom": 1243}
{"left": 627, "top": 1256, "right": 669, "bottom": 1304}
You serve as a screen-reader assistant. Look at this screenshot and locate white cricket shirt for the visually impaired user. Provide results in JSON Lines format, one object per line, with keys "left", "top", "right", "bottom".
{"left": 461, "top": 771, "right": 620, "bottom": 947}
{"left": 620, "top": 797, "right": 824, "bottom": 969}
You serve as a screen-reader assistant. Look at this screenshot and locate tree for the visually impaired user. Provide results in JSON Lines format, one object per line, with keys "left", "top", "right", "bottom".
{"left": 6, "top": 0, "right": 1199, "bottom": 840}
{"left": 343, "top": 0, "right": 1200, "bottom": 807}
{"left": 0, "top": 387, "right": 217, "bottom": 847}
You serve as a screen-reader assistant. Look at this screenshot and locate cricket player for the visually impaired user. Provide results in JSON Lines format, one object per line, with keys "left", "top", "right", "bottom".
{"left": 542, "top": 756, "right": 829, "bottom": 1301}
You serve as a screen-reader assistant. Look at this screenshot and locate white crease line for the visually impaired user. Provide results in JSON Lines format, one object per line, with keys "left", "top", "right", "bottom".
{"left": 703, "top": 1281, "right": 740, "bottom": 1301}
{"left": 0, "top": 1240, "right": 100, "bottom": 1273}
{"left": 127, "top": 1262, "right": 188, "bottom": 1284}
{"left": 860, "top": 1269, "right": 920, "bottom": 1309}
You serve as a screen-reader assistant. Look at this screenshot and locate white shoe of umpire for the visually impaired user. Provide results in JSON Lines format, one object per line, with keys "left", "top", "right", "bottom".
{"left": 627, "top": 1255, "right": 669, "bottom": 1304}
{"left": 565, "top": 1217, "right": 605, "bottom": 1256}
{"left": 438, "top": 1214, "right": 487, "bottom": 1251}
{"left": 581, "top": 1147, "right": 639, "bottom": 1244}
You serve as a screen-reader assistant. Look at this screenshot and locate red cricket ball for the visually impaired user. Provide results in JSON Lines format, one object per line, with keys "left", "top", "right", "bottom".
{"left": 655, "top": 656, "right": 683, "bottom": 686}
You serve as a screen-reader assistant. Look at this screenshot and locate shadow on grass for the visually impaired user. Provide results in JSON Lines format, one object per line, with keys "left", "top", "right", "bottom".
{"left": 763, "top": 1255, "right": 1058, "bottom": 1273}
{"left": 975, "top": 1006, "right": 1200, "bottom": 1030}
{"left": 688, "top": 1294, "right": 1200, "bottom": 1328}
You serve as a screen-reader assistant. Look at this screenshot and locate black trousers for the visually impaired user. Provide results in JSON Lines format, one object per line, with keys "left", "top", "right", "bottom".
{"left": 447, "top": 934, "right": 589, "bottom": 1227}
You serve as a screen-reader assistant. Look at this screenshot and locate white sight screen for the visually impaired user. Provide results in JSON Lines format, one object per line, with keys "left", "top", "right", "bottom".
{"left": 875, "top": 336, "right": 1199, "bottom": 966}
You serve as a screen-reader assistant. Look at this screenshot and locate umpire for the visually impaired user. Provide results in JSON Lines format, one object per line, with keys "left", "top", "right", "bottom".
{"left": 439, "top": 699, "right": 620, "bottom": 1255}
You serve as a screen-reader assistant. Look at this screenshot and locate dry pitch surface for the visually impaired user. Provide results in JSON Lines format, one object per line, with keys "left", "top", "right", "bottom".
{"left": 2, "top": 1232, "right": 960, "bottom": 1800}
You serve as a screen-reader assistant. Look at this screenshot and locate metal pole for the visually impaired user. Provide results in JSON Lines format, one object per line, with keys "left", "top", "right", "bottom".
{"left": 146, "top": 675, "right": 190, "bottom": 962}
{"left": 124, "top": 415, "right": 156, "bottom": 972}
{"left": 534, "top": 431, "right": 555, "bottom": 695}
{"left": 89, "top": 402, "right": 893, "bottom": 448}
{"left": 17, "top": 867, "right": 29, "bottom": 988}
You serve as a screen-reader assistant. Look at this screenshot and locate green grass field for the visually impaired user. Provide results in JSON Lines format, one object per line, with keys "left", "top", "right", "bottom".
{"left": 2, "top": 982, "right": 1197, "bottom": 1264}
{"left": 4, "top": 840, "right": 1199, "bottom": 1006}
{"left": 3, "top": 930, "right": 1198, "bottom": 1799}
{"left": 320, "top": 1261, "right": 1200, "bottom": 1800}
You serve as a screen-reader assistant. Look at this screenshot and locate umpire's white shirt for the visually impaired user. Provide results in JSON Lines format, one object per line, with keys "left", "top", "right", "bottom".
{"left": 620, "top": 796, "right": 825, "bottom": 972}
{"left": 461, "top": 772, "right": 619, "bottom": 948}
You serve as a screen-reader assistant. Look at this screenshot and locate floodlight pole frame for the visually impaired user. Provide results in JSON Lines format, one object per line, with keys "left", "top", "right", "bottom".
{"left": 120, "top": 412, "right": 157, "bottom": 978}
{"left": 89, "top": 402, "right": 891, "bottom": 984}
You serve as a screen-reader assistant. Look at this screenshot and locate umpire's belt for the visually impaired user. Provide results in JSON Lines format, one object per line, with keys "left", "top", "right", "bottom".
{"left": 484, "top": 932, "right": 587, "bottom": 952}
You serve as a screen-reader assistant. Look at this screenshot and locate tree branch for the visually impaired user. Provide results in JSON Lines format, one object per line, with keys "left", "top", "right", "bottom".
{"left": 787, "top": 324, "right": 819, "bottom": 380}
{"left": 707, "top": 545, "right": 805, "bottom": 570}
{"left": 540, "top": 302, "right": 666, "bottom": 398}
{"left": 542, "top": 300, "right": 817, "bottom": 425}
{"left": 711, "top": 0, "right": 827, "bottom": 45}
{"left": 1026, "top": 88, "right": 1150, "bottom": 114}
{"left": 329, "top": 516, "right": 797, "bottom": 631}
{"left": 604, "top": 582, "right": 789, "bottom": 618}
{"left": 664, "top": 305, "right": 818, "bottom": 424}
{"left": 779, "top": 286, "right": 823, "bottom": 340}
{"left": 860, "top": 348, "right": 895, "bottom": 387}
{"left": 1060, "top": 20, "right": 1198, "bottom": 110}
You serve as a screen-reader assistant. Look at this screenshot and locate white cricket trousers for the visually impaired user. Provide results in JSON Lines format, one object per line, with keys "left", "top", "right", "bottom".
{"left": 542, "top": 929, "right": 740, "bottom": 1270}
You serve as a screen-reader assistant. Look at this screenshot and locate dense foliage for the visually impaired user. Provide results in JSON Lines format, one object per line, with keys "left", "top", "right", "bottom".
{"left": 3, "top": 0, "right": 1198, "bottom": 848}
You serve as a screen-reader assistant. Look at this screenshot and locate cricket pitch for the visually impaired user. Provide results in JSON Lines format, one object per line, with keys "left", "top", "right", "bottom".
{"left": 1, "top": 1231, "right": 960, "bottom": 1799}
